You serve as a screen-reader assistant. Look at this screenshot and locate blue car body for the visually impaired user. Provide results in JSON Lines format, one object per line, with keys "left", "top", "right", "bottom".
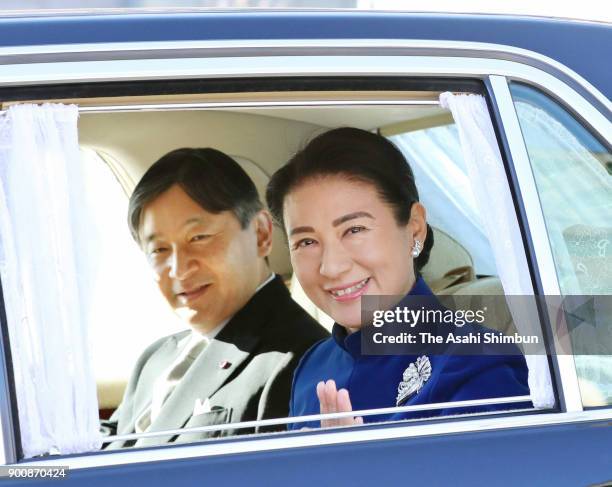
{"left": 0, "top": 10, "right": 610, "bottom": 486}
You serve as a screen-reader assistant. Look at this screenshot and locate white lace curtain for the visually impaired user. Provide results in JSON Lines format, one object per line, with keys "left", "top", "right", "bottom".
{"left": 390, "top": 126, "right": 496, "bottom": 275}
{"left": 0, "top": 104, "right": 101, "bottom": 457}
{"left": 439, "top": 92, "right": 555, "bottom": 409}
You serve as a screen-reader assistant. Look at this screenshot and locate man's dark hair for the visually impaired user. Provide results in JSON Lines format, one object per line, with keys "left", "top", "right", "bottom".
{"left": 129, "top": 148, "right": 263, "bottom": 244}
{"left": 266, "top": 127, "right": 434, "bottom": 272}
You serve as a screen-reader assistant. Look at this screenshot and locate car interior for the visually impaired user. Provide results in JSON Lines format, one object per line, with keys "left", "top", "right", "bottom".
{"left": 4, "top": 88, "right": 523, "bottom": 423}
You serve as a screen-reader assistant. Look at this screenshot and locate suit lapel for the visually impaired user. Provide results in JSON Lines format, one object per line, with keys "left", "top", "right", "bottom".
{"left": 133, "top": 276, "right": 285, "bottom": 446}
{"left": 122, "top": 333, "right": 187, "bottom": 435}
{"left": 136, "top": 330, "right": 260, "bottom": 446}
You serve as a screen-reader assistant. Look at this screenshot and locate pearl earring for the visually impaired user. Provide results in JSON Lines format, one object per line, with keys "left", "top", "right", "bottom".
{"left": 411, "top": 239, "right": 422, "bottom": 258}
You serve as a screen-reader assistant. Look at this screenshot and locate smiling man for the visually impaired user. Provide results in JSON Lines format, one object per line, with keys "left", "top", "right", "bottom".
{"left": 104, "top": 148, "right": 328, "bottom": 448}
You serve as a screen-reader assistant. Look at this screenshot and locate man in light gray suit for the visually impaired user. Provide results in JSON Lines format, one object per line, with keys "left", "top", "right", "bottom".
{"left": 104, "top": 148, "right": 328, "bottom": 448}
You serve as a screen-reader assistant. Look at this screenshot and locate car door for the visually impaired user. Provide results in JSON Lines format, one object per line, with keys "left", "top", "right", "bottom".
{"left": 0, "top": 12, "right": 610, "bottom": 486}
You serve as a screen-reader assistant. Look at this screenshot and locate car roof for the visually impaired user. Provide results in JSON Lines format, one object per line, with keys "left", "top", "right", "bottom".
{"left": 0, "top": 12, "right": 610, "bottom": 100}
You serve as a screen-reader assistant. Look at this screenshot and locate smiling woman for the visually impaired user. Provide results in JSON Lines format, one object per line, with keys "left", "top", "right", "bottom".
{"left": 284, "top": 179, "right": 422, "bottom": 327}
{"left": 266, "top": 127, "right": 532, "bottom": 428}
{"left": 271, "top": 128, "right": 431, "bottom": 330}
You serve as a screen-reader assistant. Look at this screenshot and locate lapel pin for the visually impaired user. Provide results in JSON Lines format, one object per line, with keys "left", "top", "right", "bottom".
{"left": 219, "top": 360, "right": 231, "bottom": 369}
{"left": 396, "top": 355, "right": 432, "bottom": 406}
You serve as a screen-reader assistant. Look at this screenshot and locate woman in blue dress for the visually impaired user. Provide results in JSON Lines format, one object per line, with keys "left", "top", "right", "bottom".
{"left": 266, "top": 127, "right": 530, "bottom": 429}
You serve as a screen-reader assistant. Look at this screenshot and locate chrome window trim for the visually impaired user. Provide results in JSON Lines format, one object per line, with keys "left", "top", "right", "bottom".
{"left": 0, "top": 44, "right": 610, "bottom": 466}
{"left": 16, "top": 408, "right": 612, "bottom": 470}
{"left": 0, "top": 39, "right": 609, "bottom": 113}
{"left": 488, "top": 75, "right": 584, "bottom": 413}
{"left": 105, "top": 395, "right": 532, "bottom": 443}
{"left": 0, "top": 315, "right": 17, "bottom": 465}
{"left": 0, "top": 51, "right": 608, "bottom": 139}
{"left": 0, "top": 100, "right": 441, "bottom": 116}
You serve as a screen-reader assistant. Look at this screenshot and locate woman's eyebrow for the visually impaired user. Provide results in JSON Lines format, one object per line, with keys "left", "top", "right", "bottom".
{"left": 332, "top": 211, "right": 374, "bottom": 227}
{"left": 289, "top": 212, "right": 374, "bottom": 236}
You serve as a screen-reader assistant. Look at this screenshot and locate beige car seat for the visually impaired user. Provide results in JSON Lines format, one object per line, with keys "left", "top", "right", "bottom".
{"left": 439, "top": 277, "right": 517, "bottom": 337}
{"left": 420, "top": 228, "right": 474, "bottom": 291}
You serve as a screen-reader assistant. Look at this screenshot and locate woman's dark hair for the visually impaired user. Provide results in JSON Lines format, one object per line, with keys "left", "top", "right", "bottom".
{"left": 266, "top": 127, "right": 433, "bottom": 272}
{"left": 128, "top": 147, "right": 262, "bottom": 244}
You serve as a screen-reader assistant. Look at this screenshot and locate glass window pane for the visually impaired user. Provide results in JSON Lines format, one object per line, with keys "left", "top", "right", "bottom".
{"left": 510, "top": 83, "right": 612, "bottom": 407}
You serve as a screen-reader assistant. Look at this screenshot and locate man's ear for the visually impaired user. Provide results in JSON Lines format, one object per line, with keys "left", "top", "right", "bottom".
{"left": 254, "top": 210, "right": 273, "bottom": 257}
{"left": 408, "top": 202, "right": 427, "bottom": 246}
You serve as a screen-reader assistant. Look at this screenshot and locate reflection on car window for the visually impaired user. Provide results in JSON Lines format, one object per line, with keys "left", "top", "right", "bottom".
{"left": 510, "top": 83, "right": 612, "bottom": 407}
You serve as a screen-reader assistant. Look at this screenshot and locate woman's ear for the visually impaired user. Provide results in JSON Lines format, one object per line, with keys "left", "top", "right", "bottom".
{"left": 254, "top": 210, "right": 274, "bottom": 257}
{"left": 409, "top": 202, "right": 427, "bottom": 246}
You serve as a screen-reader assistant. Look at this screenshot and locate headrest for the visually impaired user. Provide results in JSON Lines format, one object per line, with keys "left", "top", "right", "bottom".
{"left": 420, "top": 227, "right": 473, "bottom": 285}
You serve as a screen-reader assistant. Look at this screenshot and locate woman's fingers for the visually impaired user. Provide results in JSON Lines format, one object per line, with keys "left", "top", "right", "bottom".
{"left": 336, "top": 388, "right": 363, "bottom": 426}
{"left": 318, "top": 380, "right": 336, "bottom": 427}
{"left": 317, "top": 380, "right": 363, "bottom": 428}
{"left": 324, "top": 380, "right": 338, "bottom": 414}
{"left": 336, "top": 388, "right": 351, "bottom": 411}
{"left": 336, "top": 388, "right": 352, "bottom": 426}
{"left": 316, "top": 381, "right": 327, "bottom": 414}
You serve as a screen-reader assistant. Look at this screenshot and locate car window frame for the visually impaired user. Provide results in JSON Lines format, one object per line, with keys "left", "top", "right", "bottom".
{"left": 0, "top": 39, "right": 611, "bottom": 469}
